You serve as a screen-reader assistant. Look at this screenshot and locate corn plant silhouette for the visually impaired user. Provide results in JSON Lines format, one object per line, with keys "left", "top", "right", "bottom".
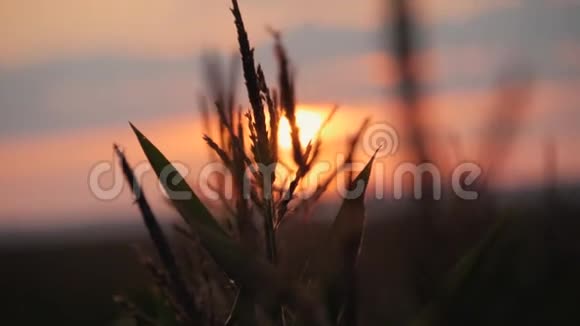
{"left": 114, "top": 1, "right": 375, "bottom": 325}
{"left": 111, "top": 1, "right": 579, "bottom": 326}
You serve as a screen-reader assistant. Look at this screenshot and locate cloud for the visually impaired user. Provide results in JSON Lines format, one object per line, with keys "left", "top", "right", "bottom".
{"left": 422, "top": 1, "right": 580, "bottom": 49}
{"left": 380, "top": 1, "right": 580, "bottom": 94}
{"left": 0, "top": 55, "right": 202, "bottom": 137}
{"left": 412, "top": 0, "right": 522, "bottom": 24}
{"left": 254, "top": 24, "right": 380, "bottom": 67}
{"left": 0, "top": 112, "right": 205, "bottom": 223}
{"left": 0, "top": 0, "right": 380, "bottom": 65}
{"left": 3, "top": 0, "right": 580, "bottom": 139}
{"left": 0, "top": 23, "right": 381, "bottom": 138}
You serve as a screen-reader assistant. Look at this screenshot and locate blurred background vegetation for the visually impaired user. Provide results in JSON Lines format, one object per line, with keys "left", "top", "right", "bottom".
{"left": 2, "top": 0, "right": 580, "bottom": 325}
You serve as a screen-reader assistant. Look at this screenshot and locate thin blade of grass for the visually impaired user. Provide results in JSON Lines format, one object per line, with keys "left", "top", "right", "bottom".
{"left": 130, "top": 123, "right": 227, "bottom": 236}
{"left": 309, "top": 151, "right": 377, "bottom": 325}
{"left": 114, "top": 144, "right": 201, "bottom": 323}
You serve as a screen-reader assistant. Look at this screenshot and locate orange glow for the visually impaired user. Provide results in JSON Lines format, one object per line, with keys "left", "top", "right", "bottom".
{"left": 278, "top": 109, "right": 324, "bottom": 150}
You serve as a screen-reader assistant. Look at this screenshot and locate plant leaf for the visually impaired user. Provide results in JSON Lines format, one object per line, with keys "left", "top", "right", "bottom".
{"left": 181, "top": 209, "right": 329, "bottom": 326}
{"left": 130, "top": 123, "right": 226, "bottom": 236}
{"left": 315, "top": 152, "right": 376, "bottom": 325}
{"left": 130, "top": 123, "right": 329, "bottom": 326}
{"left": 115, "top": 144, "right": 201, "bottom": 322}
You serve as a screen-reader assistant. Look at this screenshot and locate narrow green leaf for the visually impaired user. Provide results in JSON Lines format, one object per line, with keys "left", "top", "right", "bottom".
{"left": 130, "top": 123, "right": 226, "bottom": 236}
{"left": 115, "top": 144, "right": 201, "bottom": 321}
{"left": 315, "top": 152, "right": 376, "bottom": 325}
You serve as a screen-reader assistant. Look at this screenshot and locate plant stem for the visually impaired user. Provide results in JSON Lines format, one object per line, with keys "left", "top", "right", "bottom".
{"left": 264, "top": 198, "right": 278, "bottom": 264}
{"left": 114, "top": 145, "right": 201, "bottom": 323}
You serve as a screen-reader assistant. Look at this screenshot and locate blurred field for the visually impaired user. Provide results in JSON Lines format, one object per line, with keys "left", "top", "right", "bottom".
{"left": 0, "top": 231, "right": 151, "bottom": 326}
{"left": 2, "top": 184, "right": 580, "bottom": 325}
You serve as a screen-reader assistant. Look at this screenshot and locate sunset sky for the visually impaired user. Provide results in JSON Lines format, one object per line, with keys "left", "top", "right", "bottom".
{"left": 1, "top": 0, "right": 580, "bottom": 229}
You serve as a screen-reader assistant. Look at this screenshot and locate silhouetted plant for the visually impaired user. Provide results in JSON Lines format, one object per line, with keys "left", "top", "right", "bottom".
{"left": 111, "top": 1, "right": 578, "bottom": 326}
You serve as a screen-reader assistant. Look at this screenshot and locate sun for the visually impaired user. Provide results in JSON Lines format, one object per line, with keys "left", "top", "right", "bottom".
{"left": 278, "top": 108, "right": 324, "bottom": 150}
